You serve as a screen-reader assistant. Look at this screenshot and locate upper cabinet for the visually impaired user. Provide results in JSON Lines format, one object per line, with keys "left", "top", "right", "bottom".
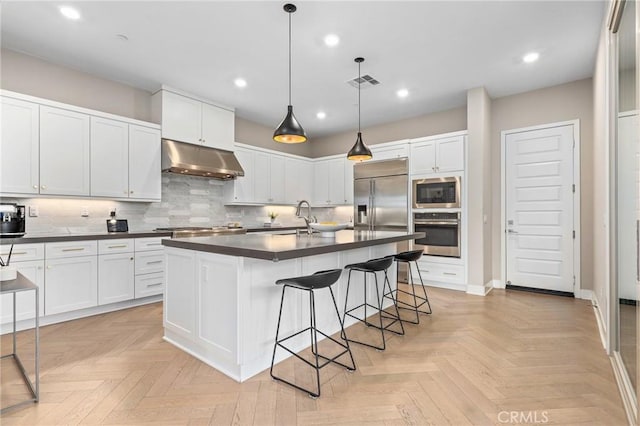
{"left": 152, "top": 88, "right": 235, "bottom": 152}
{"left": 285, "top": 157, "right": 313, "bottom": 205}
{"left": 369, "top": 142, "right": 409, "bottom": 161}
{"left": 0, "top": 97, "right": 39, "bottom": 194}
{"left": 40, "top": 106, "right": 91, "bottom": 196}
{"left": 313, "top": 158, "right": 346, "bottom": 206}
{"left": 410, "top": 134, "right": 464, "bottom": 175}
{"left": 0, "top": 91, "right": 161, "bottom": 201}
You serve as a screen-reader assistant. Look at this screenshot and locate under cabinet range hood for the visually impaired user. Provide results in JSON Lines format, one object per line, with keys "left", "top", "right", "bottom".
{"left": 161, "top": 139, "right": 244, "bottom": 180}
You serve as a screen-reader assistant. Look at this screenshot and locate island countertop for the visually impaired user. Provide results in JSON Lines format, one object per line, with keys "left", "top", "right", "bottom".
{"left": 162, "top": 230, "right": 424, "bottom": 261}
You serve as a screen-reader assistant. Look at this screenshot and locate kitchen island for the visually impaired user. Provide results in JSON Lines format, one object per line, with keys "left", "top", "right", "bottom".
{"left": 162, "top": 230, "right": 421, "bottom": 382}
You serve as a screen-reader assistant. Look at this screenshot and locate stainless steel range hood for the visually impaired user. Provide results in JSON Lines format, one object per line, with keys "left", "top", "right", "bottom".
{"left": 161, "top": 139, "right": 244, "bottom": 180}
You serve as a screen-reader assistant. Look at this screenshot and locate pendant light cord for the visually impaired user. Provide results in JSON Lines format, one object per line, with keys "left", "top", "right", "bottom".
{"left": 288, "top": 11, "right": 292, "bottom": 106}
{"left": 358, "top": 60, "right": 361, "bottom": 132}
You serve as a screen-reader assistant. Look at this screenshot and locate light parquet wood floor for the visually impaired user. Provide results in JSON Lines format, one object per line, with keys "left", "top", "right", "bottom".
{"left": 0, "top": 287, "right": 628, "bottom": 425}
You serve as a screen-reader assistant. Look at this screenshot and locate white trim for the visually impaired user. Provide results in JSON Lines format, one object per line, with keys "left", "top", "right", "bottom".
{"left": 500, "top": 120, "right": 581, "bottom": 295}
{"left": 611, "top": 351, "right": 638, "bottom": 426}
{"left": 466, "top": 280, "right": 494, "bottom": 296}
{"left": 234, "top": 142, "right": 312, "bottom": 162}
{"left": 154, "top": 85, "right": 234, "bottom": 112}
{"left": 577, "top": 288, "right": 594, "bottom": 300}
{"left": 408, "top": 129, "right": 468, "bottom": 144}
{"left": 0, "top": 89, "right": 161, "bottom": 129}
{"left": 590, "top": 293, "right": 608, "bottom": 350}
{"left": 426, "top": 282, "right": 467, "bottom": 293}
{"left": 492, "top": 279, "right": 506, "bottom": 289}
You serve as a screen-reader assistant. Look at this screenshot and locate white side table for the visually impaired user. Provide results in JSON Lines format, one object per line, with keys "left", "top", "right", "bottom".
{"left": 1, "top": 272, "right": 39, "bottom": 413}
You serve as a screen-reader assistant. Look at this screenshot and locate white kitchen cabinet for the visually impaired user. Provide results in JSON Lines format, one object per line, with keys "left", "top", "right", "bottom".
{"left": 135, "top": 272, "right": 165, "bottom": 299}
{"left": 98, "top": 252, "right": 135, "bottom": 305}
{"left": 129, "top": 125, "right": 161, "bottom": 201}
{"left": 45, "top": 255, "right": 98, "bottom": 315}
{"left": 285, "top": 157, "right": 312, "bottom": 205}
{"left": 134, "top": 237, "right": 165, "bottom": 298}
{"left": 90, "top": 117, "right": 129, "bottom": 198}
{"left": 370, "top": 143, "right": 409, "bottom": 161}
{"left": 344, "top": 159, "right": 354, "bottom": 205}
{"left": 417, "top": 258, "right": 465, "bottom": 285}
{"left": 154, "top": 89, "right": 234, "bottom": 152}
{"left": 0, "top": 260, "right": 45, "bottom": 324}
{"left": 225, "top": 147, "right": 254, "bottom": 203}
{"left": 269, "top": 155, "right": 286, "bottom": 204}
{"left": 313, "top": 158, "right": 346, "bottom": 206}
{"left": 410, "top": 135, "right": 464, "bottom": 175}
{"left": 253, "top": 152, "right": 271, "bottom": 204}
{"left": 0, "top": 97, "right": 39, "bottom": 195}
{"left": 39, "top": 106, "right": 91, "bottom": 196}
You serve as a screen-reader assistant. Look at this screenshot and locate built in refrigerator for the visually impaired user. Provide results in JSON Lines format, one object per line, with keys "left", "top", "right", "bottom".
{"left": 353, "top": 158, "right": 410, "bottom": 281}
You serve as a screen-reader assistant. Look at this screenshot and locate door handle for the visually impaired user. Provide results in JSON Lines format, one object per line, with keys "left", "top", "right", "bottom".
{"left": 507, "top": 229, "right": 518, "bottom": 234}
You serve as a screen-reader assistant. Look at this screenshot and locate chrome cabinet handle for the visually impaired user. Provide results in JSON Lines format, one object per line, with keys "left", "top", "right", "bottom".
{"left": 443, "top": 272, "right": 457, "bottom": 276}
{"left": 108, "top": 244, "right": 127, "bottom": 249}
{"left": 62, "top": 247, "right": 85, "bottom": 252}
{"left": 146, "top": 260, "right": 163, "bottom": 265}
{"left": 147, "top": 283, "right": 162, "bottom": 287}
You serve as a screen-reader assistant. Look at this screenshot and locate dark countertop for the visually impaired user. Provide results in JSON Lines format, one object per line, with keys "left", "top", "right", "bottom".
{"left": 0, "top": 230, "right": 172, "bottom": 245}
{"left": 163, "top": 230, "right": 423, "bottom": 261}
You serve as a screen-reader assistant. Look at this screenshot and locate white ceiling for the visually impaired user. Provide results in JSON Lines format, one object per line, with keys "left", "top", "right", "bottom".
{"left": 1, "top": 1, "right": 606, "bottom": 138}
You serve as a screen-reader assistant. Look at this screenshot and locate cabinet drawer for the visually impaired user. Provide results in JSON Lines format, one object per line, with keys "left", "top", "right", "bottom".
{"left": 46, "top": 240, "right": 97, "bottom": 259}
{"left": 135, "top": 251, "right": 164, "bottom": 275}
{"left": 135, "top": 237, "right": 165, "bottom": 252}
{"left": 98, "top": 239, "right": 134, "bottom": 254}
{"left": 0, "top": 243, "right": 44, "bottom": 262}
{"left": 135, "top": 272, "right": 164, "bottom": 298}
{"left": 418, "top": 262, "right": 465, "bottom": 284}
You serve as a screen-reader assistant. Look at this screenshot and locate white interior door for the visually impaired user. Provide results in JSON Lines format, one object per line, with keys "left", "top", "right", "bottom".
{"left": 505, "top": 124, "right": 575, "bottom": 293}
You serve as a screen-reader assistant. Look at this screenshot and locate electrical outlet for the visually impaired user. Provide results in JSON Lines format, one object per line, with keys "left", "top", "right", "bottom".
{"left": 28, "top": 205, "right": 39, "bottom": 217}
{"left": 81, "top": 206, "right": 89, "bottom": 217}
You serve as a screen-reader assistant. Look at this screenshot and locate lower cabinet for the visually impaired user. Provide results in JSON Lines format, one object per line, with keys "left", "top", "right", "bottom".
{"left": 417, "top": 258, "right": 465, "bottom": 285}
{"left": 98, "top": 252, "right": 135, "bottom": 305}
{"left": 45, "top": 255, "right": 98, "bottom": 315}
{"left": 0, "top": 260, "right": 45, "bottom": 324}
{"left": 135, "top": 272, "right": 165, "bottom": 299}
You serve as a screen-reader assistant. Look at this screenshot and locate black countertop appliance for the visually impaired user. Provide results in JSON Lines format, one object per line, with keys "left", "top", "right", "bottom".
{"left": 0, "top": 204, "right": 26, "bottom": 237}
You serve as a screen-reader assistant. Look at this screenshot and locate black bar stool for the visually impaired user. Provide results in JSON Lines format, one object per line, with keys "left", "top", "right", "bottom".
{"left": 270, "top": 269, "right": 356, "bottom": 399}
{"left": 386, "top": 249, "right": 432, "bottom": 324}
{"left": 342, "top": 256, "right": 404, "bottom": 351}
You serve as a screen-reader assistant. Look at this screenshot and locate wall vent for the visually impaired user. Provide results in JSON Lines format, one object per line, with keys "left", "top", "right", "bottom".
{"left": 347, "top": 74, "right": 380, "bottom": 89}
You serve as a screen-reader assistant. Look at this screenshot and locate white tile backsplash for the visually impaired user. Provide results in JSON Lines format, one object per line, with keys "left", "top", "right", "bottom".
{"left": 2, "top": 174, "right": 352, "bottom": 235}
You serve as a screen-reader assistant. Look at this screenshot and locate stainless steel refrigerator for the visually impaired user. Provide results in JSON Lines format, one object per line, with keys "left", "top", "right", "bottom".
{"left": 353, "top": 158, "right": 410, "bottom": 281}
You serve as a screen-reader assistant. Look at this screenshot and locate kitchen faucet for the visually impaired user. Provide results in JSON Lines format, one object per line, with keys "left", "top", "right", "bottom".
{"left": 295, "top": 200, "right": 316, "bottom": 234}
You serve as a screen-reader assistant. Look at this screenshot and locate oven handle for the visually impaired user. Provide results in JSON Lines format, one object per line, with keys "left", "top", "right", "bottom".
{"left": 414, "top": 221, "right": 460, "bottom": 226}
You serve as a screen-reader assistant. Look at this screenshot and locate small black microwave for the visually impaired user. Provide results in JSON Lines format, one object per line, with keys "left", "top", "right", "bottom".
{"left": 412, "top": 176, "right": 461, "bottom": 209}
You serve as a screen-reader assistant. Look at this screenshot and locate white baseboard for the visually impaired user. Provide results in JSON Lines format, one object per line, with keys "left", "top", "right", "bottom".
{"left": 576, "top": 289, "right": 593, "bottom": 300}
{"left": 590, "top": 293, "right": 608, "bottom": 351}
{"left": 426, "top": 281, "right": 467, "bottom": 292}
{"left": 492, "top": 279, "right": 506, "bottom": 289}
{"left": 611, "top": 352, "right": 637, "bottom": 425}
{"left": 466, "top": 280, "right": 494, "bottom": 296}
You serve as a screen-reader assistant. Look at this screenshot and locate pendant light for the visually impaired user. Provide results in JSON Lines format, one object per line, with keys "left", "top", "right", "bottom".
{"left": 347, "top": 57, "right": 372, "bottom": 161}
{"left": 273, "top": 3, "right": 307, "bottom": 144}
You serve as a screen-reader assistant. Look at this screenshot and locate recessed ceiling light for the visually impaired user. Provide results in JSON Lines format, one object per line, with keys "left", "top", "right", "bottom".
{"left": 396, "top": 89, "right": 409, "bottom": 98}
{"left": 324, "top": 34, "right": 340, "bottom": 47}
{"left": 316, "top": 111, "right": 326, "bottom": 119}
{"left": 523, "top": 52, "right": 540, "bottom": 63}
{"left": 59, "top": 6, "right": 81, "bottom": 20}
{"left": 234, "top": 78, "right": 247, "bottom": 88}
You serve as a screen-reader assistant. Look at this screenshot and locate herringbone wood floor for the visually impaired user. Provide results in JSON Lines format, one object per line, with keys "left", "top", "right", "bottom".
{"left": 0, "top": 287, "right": 628, "bottom": 425}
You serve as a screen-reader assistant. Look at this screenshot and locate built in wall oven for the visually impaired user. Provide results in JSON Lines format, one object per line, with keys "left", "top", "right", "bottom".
{"left": 412, "top": 176, "right": 461, "bottom": 209}
{"left": 413, "top": 212, "right": 461, "bottom": 258}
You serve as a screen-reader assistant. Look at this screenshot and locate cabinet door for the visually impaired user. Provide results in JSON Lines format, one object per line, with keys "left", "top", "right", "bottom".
{"left": 129, "top": 125, "right": 161, "bottom": 200}
{"left": 98, "top": 252, "right": 135, "bottom": 305}
{"left": 135, "top": 272, "right": 164, "bottom": 298}
{"left": 284, "top": 158, "right": 305, "bottom": 204}
{"left": 0, "top": 261, "right": 45, "bottom": 324}
{"left": 201, "top": 103, "right": 234, "bottom": 151}
{"left": 45, "top": 255, "right": 98, "bottom": 315}
{"left": 344, "top": 159, "right": 354, "bottom": 205}
{"left": 269, "top": 155, "right": 286, "bottom": 204}
{"left": 328, "top": 159, "right": 345, "bottom": 205}
{"left": 90, "top": 117, "right": 129, "bottom": 197}
{"left": 253, "top": 152, "right": 271, "bottom": 204}
{"left": 435, "top": 136, "right": 464, "bottom": 172}
{"left": 229, "top": 148, "right": 254, "bottom": 203}
{"left": 312, "top": 161, "right": 330, "bottom": 206}
{"left": 161, "top": 91, "right": 201, "bottom": 144}
{"left": 0, "top": 97, "right": 39, "bottom": 194}
{"left": 410, "top": 141, "right": 437, "bottom": 175}
{"left": 370, "top": 145, "right": 409, "bottom": 161}
{"left": 40, "top": 106, "right": 90, "bottom": 196}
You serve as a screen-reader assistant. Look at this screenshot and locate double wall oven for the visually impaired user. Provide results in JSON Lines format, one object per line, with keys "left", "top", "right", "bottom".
{"left": 412, "top": 176, "right": 462, "bottom": 258}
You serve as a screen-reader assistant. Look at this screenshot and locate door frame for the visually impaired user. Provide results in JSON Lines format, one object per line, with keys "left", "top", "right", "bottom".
{"left": 499, "top": 119, "right": 581, "bottom": 295}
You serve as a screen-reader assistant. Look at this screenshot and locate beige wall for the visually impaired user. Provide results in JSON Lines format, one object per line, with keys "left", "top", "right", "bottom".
{"left": 490, "top": 78, "right": 595, "bottom": 291}
{"left": 1, "top": 49, "right": 154, "bottom": 122}
{"left": 0, "top": 49, "right": 309, "bottom": 156}
{"left": 310, "top": 107, "right": 467, "bottom": 158}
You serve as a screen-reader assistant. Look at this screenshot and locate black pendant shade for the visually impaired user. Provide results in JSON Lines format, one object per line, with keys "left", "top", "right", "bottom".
{"left": 347, "top": 57, "right": 372, "bottom": 161}
{"left": 274, "top": 105, "right": 306, "bottom": 143}
{"left": 347, "top": 132, "right": 372, "bottom": 161}
{"left": 273, "top": 3, "right": 307, "bottom": 144}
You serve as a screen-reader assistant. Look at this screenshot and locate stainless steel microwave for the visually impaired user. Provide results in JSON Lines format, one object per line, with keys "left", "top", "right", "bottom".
{"left": 412, "top": 176, "right": 461, "bottom": 209}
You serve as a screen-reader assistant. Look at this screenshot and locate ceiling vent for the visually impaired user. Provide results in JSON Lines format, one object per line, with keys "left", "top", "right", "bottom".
{"left": 347, "top": 74, "right": 380, "bottom": 90}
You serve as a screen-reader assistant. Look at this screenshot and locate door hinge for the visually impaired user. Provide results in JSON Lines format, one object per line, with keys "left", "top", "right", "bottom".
{"left": 573, "top": 230, "right": 576, "bottom": 239}
{"left": 572, "top": 184, "right": 575, "bottom": 193}
{"left": 573, "top": 276, "right": 576, "bottom": 287}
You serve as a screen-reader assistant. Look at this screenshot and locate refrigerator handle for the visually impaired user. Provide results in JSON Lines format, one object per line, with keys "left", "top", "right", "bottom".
{"left": 371, "top": 180, "right": 376, "bottom": 231}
